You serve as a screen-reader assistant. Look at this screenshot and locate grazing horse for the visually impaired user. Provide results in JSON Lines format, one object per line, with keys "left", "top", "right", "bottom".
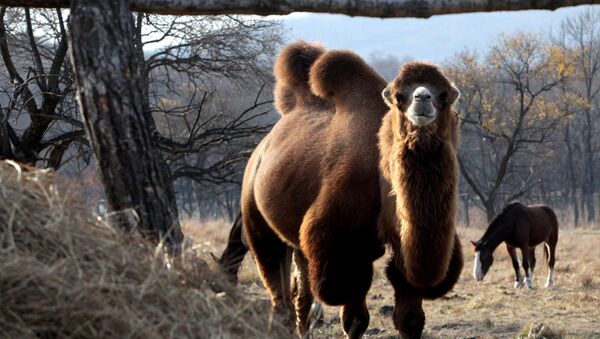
{"left": 211, "top": 212, "right": 246, "bottom": 285}
{"left": 472, "top": 202, "right": 559, "bottom": 288}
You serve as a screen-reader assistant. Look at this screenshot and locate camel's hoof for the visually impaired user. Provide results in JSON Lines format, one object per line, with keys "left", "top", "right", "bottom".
{"left": 396, "top": 308, "right": 425, "bottom": 339}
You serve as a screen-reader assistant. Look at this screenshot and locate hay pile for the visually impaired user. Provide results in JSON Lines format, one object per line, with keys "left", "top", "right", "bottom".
{"left": 0, "top": 161, "right": 285, "bottom": 338}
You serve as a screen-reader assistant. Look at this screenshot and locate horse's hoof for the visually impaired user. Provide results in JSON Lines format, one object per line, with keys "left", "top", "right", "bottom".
{"left": 544, "top": 280, "right": 554, "bottom": 288}
{"left": 514, "top": 280, "right": 524, "bottom": 288}
{"left": 525, "top": 278, "right": 533, "bottom": 289}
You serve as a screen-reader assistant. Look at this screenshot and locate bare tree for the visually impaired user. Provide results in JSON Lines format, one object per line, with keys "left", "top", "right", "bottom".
{"left": 449, "top": 34, "right": 570, "bottom": 221}
{"left": 132, "top": 14, "right": 281, "bottom": 218}
{"left": 556, "top": 7, "right": 600, "bottom": 222}
{"left": 68, "top": 0, "right": 183, "bottom": 252}
{"left": 0, "top": 7, "right": 86, "bottom": 169}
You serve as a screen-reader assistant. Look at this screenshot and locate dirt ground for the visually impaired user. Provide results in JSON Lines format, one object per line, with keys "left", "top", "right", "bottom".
{"left": 183, "top": 219, "right": 600, "bottom": 338}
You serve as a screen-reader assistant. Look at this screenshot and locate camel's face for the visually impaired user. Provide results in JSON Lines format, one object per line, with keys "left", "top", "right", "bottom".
{"left": 382, "top": 62, "right": 460, "bottom": 128}
{"left": 405, "top": 85, "right": 438, "bottom": 126}
{"left": 383, "top": 83, "right": 452, "bottom": 127}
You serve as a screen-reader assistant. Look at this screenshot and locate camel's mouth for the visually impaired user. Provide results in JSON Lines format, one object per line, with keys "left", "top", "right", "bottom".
{"left": 407, "top": 113, "right": 436, "bottom": 126}
{"left": 406, "top": 86, "right": 437, "bottom": 126}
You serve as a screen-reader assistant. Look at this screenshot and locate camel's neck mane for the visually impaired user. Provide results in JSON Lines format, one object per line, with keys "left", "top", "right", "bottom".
{"left": 383, "top": 108, "right": 459, "bottom": 288}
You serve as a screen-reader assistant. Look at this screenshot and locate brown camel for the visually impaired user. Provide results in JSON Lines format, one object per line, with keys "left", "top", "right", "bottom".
{"left": 378, "top": 62, "right": 464, "bottom": 338}
{"left": 241, "top": 41, "right": 386, "bottom": 338}
{"left": 242, "top": 41, "right": 462, "bottom": 338}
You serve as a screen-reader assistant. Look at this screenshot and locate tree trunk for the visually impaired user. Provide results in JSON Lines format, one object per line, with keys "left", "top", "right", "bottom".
{"left": 564, "top": 124, "right": 579, "bottom": 226}
{"left": 462, "top": 194, "right": 470, "bottom": 227}
{"left": 0, "top": 112, "right": 12, "bottom": 159}
{"left": 68, "top": 0, "right": 183, "bottom": 252}
{"left": 5, "top": 0, "right": 600, "bottom": 18}
{"left": 583, "top": 109, "right": 595, "bottom": 222}
{"left": 484, "top": 201, "right": 496, "bottom": 223}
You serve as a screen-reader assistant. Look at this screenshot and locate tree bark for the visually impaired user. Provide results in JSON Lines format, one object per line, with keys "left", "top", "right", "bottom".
{"left": 462, "top": 194, "right": 470, "bottom": 227}
{"left": 582, "top": 108, "right": 596, "bottom": 222}
{"left": 4, "top": 0, "right": 600, "bottom": 18}
{"left": 564, "top": 124, "right": 579, "bottom": 226}
{"left": 68, "top": 0, "right": 183, "bottom": 252}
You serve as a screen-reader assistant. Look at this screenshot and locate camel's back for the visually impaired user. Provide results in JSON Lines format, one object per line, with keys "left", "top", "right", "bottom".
{"left": 244, "top": 48, "right": 387, "bottom": 248}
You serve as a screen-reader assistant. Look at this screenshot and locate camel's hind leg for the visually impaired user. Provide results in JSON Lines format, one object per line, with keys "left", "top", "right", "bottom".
{"left": 544, "top": 230, "right": 558, "bottom": 288}
{"left": 243, "top": 202, "right": 294, "bottom": 329}
{"left": 292, "top": 249, "right": 315, "bottom": 337}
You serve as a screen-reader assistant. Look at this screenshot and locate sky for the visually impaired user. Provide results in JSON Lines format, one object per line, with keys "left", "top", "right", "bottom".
{"left": 273, "top": 5, "right": 600, "bottom": 63}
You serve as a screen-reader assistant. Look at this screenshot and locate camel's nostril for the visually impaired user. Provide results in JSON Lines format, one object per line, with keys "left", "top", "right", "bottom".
{"left": 414, "top": 94, "right": 432, "bottom": 102}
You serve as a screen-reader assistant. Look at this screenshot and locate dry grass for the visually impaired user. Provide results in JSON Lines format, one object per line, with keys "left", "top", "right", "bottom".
{"left": 5, "top": 159, "right": 597, "bottom": 338}
{"left": 186, "top": 217, "right": 600, "bottom": 338}
{"left": 0, "top": 161, "right": 288, "bottom": 339}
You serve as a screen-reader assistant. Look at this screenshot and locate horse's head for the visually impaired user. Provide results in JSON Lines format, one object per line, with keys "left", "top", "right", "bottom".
{"left": 471, "top": 240, "right": 493, "bottom": 281}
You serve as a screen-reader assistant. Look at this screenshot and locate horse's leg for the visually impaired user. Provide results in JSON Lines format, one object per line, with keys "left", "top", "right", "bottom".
{"left": 243, "top": 203, "right": 294, "bottom": 330}
{"left": 292, "top": 249, "right": 314, "bottom": 337}
{"left": 520, "top": 247, "right": 533, "bottom": 289}
{"left": 507, "top": 244, "right": 523, "bottom": 288}
{"left": 386, "top": 261, "right": 425, "bottom": 339}
{"left": 529, "top": 247, "right": 536, "bottom": 283}
{"left": 544, "top": 230, "right": 558, "bottom": 288}
{"left": 340, "top": 296, "right": 370, "bottom": 339}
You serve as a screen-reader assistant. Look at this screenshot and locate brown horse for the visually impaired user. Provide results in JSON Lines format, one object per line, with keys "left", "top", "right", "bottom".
{"left": 472, "top": 202, "right": 559, "bottom": 288}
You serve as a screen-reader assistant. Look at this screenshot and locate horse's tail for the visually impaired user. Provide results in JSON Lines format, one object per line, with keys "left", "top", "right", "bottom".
{"left": 273, "top": 41, "right": 326, "bottom": 115}
{"left": 541, "top": 205, "right": 559, "bottom": 263}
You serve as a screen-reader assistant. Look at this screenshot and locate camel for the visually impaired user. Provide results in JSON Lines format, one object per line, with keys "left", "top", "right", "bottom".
{"left": 242, "top": 41, "right": 463, "bottom": 338}
{"left": 378, "top": 62, "right": 464, "bottom": 338}
{"left": 241, "top": 41, "right": 386, "bottom": 338}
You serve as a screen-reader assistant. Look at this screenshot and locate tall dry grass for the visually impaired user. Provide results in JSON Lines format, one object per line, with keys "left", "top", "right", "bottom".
{"left": 0, "top": 161, "right": 287, "bottom": 338}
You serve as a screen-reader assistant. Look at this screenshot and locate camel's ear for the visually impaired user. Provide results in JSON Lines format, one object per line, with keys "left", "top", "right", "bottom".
{"left": 382, "top": 85, "right": 394, "bottom": 108}
{"left": 448, "top": 82, "right": 460, "bottom": 106}
{"left": 470, "top": 240, "right": 478, "bottom": 247}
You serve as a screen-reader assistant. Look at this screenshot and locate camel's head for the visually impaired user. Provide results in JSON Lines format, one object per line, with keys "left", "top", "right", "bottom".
{"left": 382, "top": 61, "right": 459, "bottom": 128}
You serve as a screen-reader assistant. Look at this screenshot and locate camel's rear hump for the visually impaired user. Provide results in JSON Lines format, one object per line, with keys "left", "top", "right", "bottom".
{"left": 309, "top": 50, "right": 386, "bottom": 100}
{"left": 273, "top": 41, "right": 327, "bottom": 115}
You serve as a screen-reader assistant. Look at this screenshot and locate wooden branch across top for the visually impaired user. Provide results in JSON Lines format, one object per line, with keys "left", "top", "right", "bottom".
{"left": 3, "top": 0, "right": 600, "bottom": 18}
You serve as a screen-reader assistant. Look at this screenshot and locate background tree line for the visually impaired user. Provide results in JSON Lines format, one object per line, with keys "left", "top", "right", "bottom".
{"left": 0, "top": 7, "right": 280, "bottom": 223}
{"left": 2, "top": 6, "right": 600, "bottom": 228}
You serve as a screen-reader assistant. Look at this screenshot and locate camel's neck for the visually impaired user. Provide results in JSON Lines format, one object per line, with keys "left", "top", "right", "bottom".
{"left": 385, "top": 112, "right": 459, "bottom": 287}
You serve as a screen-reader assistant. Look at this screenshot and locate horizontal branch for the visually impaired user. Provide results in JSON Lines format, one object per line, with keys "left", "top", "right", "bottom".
{"left": 3, "top": 0, "right": 600, "bottom": 18}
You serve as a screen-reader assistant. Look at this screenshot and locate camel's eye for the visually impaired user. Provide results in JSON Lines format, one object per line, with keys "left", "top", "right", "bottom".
{"left": 438, "top": 91, "right": 448, "bottom": 105}
{"left": 395, "top": 93, "right": 406, "bottom": 106}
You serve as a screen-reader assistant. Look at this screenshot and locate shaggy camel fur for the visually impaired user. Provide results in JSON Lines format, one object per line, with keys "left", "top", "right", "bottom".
{"left": 241, "top": 41, "right": 386, "bottom": 338}
{"left": 378, "top": 62, "right": 464, "bottom": 338}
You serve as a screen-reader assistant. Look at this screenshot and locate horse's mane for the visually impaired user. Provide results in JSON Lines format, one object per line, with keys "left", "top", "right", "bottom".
{"left": 480, "top": 202, "right": 524, "bottom": 248}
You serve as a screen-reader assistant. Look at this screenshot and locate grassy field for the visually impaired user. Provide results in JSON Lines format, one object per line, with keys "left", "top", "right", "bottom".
{"left": 183, "top": 219, "right": 600, "bottom": 338}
